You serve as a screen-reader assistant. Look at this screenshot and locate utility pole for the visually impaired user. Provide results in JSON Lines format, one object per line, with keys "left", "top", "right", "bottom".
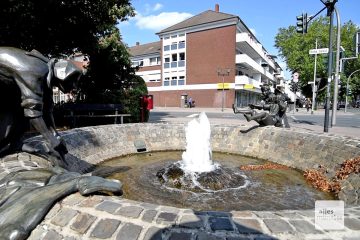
{"left": 311, "top": 39, "right": 318, "bottom": 114}
{"left": 331, "top": 6, "right": 341, "bottom": 127}
{"left": 323, "top": 0, "right": 337, "bottom": 133}
{"left": 217, "top": 68, "right": 231, "bottom": 112}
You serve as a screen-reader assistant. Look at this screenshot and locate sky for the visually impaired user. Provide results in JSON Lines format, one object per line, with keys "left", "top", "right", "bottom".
{"left": 118, "top": 0, "right": 360, "bottom": 78}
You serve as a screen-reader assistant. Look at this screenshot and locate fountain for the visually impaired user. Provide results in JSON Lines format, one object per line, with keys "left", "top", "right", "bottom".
{"left": 2, "top": 119, "right": 359, "bottom": 239}
{"left": 155, "top": 112, "right": 249, "bottom": 194}
{"left": 93, "top": 113, "right": 337, "bottom": 211}
{"left": 181, "top": 112, "right": 216, "bottom": 173}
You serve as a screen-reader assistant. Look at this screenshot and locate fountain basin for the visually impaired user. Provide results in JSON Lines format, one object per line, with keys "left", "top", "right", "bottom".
{"left": 4, "top": 123, "right": 359, "bottom": 239}
{"left": 24, "top": 122, "right": 360, "bottom": 205}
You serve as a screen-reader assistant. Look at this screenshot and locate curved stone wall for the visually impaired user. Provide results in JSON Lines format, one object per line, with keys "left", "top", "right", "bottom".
{"left": 25, "top": 123, "right": 360, "bottom": 204}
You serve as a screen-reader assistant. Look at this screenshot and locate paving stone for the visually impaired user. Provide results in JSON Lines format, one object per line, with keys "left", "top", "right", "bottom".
{"left": 253, "top": 236, "right": 278, "bottom": 240}
{"left": 231, "top": 211, "right": 254, "bottom": 218}
{"left": 226, "top": 237, "right": 256, "bottom": 240}
{"left": 63, "top": 237, "right": 78, "bottom": 240}
{"left": 116, "top": 206, "right": 143, "bottom": 218}
{"left": 42, "top": 230, "right": 63, "bottom": 240}
{"left": 233, "top": 218, "right": 263, "bottom": 234}
{"left": 140, "top": 202, "right": 159, "bottom": 210}
{"left": 159, "top": 206, "right": 180, "bottom": 214}
{"left": 142, "top": 209, "right": 158, "bottom": 223}
{"left": 345, "top": 218, "right": 360, "bottom": 230}
{"left": 179, "top": 214, "right": 204, "bottom": 229}
{"left": 50, "top": 208, "right": 78, "bottom": 227}
{"left": 79, "top": 196, "right": 103, "bottom": 207}
{"left": 70, "top": 213, "right": 97, "bottom": 234}
{"left": 254, "top": 212, "right": 279, "bottom": 219}
{"left": 296, "top": 210, "right": 315, "bottom": 218}
{"left": 116, "top": 222, "right": 142, "bottom": 240}
{"left": 61, "top": 193, "right": 84, "bottom": 206}
{"left": 206, "top": 211, "right": 231, "bottom": 217}
{"left": 156, "top": 212, "right": 178, "bottom": 224}
{"left": 96, "top": 201, "right": 122, "bottom": 213}
{"left": 143, "top": 226, "right": 163, "bottom": 240}
{"left": 168, "top": 232, "right": 193, "bottom": 240}
{"left": 275, "top": 211, "right": 303, "bottom": 219}
{"left": 209, "top": 217, "right": 234, "bottom": 231}
{"left": 289, "top": 220, "right": 321, "bottom": 234}
{"left": 27, "top": 226, "right": 47, "bottom": 240}
{"left": 45, "top": 204, "right": 61, "bottom": 220}
{"left": 90, "top": 218, "right": 121, "bottom": 239}
{"left": 197, "top": 232, "right": 224, "bottom": 240}
{"left": 263, "top": 219, "right": 294, "bottom": 233}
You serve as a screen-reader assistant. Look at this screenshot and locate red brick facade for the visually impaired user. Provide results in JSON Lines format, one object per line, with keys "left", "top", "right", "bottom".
{"left": 147, "top": 25, "right": 237, "bottom": 108}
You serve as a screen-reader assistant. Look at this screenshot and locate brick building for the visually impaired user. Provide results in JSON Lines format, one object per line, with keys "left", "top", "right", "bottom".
{"left": 129, "top": 4, "right": 284, "bottom": 108}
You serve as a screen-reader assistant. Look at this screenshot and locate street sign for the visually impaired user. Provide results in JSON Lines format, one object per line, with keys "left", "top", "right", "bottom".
{"left": 309, "top": 48, "right": 329, "bottom": 55}
{"left": 217, "top": 83, "right": 230, "bottom": 89}
{"left": 244, "top": 84, "right": 254, "bottom": 89}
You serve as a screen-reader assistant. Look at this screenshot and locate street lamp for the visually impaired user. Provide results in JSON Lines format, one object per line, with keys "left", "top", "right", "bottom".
{"left": 217, "top": 68, "right": 231, "bottom": 112}
{"left": 345, "top": 69, "right": 360, "bottom": 112}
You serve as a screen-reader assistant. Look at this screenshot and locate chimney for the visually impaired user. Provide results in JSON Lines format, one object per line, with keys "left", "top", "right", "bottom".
{"left": 136, "top": 42, "right": 140, "bottom": 46}
{"left": 215, "top": 4, "right": 219, "bottom": 12}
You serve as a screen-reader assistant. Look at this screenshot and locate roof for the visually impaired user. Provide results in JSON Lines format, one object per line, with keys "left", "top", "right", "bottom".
{"left": 157, "top": 10, "right": 238, "bottom": 35}
{"left": 128, "top": 41, "right": 161, "bottom": 57}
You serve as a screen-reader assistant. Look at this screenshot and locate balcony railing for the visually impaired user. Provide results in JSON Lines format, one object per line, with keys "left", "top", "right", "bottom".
{"left": 236, "top": 33, "right": 276, "bottom": 69}
{"left": 235, "top": 54, "right": 275, "bottom": 81}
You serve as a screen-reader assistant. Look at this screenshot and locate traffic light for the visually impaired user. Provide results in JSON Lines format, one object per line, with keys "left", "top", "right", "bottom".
{"left": 296, "top": 13, "right": 308, "bottom": 34}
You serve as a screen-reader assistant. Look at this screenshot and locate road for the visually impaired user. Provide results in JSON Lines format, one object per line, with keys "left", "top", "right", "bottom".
{"left": 148, "top": 107, "right": 360, "bottom": 138}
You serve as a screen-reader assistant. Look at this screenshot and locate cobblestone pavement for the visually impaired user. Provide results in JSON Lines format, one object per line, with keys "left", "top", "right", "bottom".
{"left": 28, "top": 194, "right": 360, "bottom": 240}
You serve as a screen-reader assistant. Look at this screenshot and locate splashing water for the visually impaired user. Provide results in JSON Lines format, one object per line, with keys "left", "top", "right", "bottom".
{"left": 181, "top": 112, "right": 217, "bottom": 173}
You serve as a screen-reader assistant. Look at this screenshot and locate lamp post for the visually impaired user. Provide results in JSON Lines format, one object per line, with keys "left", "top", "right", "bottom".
{"left": 345, "top": 69, "right": 360, "bottom": 112}
{"left": 217, "top": 68, "right": 231, "bottom": 112}
{"left": 331, "top": 6, "right": 341, "bottom": 127}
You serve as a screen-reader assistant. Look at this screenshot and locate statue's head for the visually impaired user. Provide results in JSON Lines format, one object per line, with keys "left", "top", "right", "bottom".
{"left": 53, "top": 59, "right": 83, "bottom": 93}
{"left": 260, "top": 84, "right": 271, "bottom": 95}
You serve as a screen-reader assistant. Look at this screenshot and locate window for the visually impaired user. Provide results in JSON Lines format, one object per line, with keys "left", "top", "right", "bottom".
{"left": 178, "top": 76, "right": 185, "bottom": 85}
{"left": 171, "top": 77, "right": 177, "bottom": 86}
{"left": 164, "top": 77, "right": 170, "bottom": 86}
{"left": 171, "top": 34, "right": 177, "bottom": 38}
{"left": 164, "top": 36, "right": 170, "bottom": 40}
{"left": 179, "top": 33, "right": 185, "bottom": 37}
{"left": 131, "top": 61, "right": 139, "bottom": 67}
{"left": 164, "top": 45, "right": 170, "bottom": 51}
{"left": 179, "top": 41, "right": 185, "bottom": 49}
{"left": 164, "top": 57, "right": 170, "bottom": 68}
{"left": 171, "top": 54, "right": 178, "bottom": 68}
{"left": 178, "top": 52, "right": 185, "bottom": 67}
{"left": 179, "top": 52, "right": 185, "bottom": 61}
{"left": 150, "top": 57, "right": 160, "bottom": 65}
{"left": 171, "top": 42, "right": 177, "bottom": 50}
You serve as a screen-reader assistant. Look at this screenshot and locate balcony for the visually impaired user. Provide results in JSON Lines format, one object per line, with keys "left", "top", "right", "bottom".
{"left": 236, "top": 33, "right": 276, "bottom": 69}
{"left": 235, "top": 54, "right": 275, "bottom": 81}
{"left": 235, "top": 75, "right": 262, "bottom": 91}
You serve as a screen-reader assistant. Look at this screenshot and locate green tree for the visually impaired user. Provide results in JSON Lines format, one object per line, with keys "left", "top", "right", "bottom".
{"left": 275, "top": 17, "right": 360, "bottom": 101}
{"left": 0, "top": 0, "right": 135, "bottom": 56}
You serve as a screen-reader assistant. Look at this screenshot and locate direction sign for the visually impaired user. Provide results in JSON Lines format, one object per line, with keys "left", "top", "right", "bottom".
{"left": 309, "top": 48, "right": 329, "bottom": 55}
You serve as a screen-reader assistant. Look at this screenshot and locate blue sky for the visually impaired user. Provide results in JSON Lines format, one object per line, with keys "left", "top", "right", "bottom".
{"left": 118, "top": 0, "right": 360, "bottom": 77}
